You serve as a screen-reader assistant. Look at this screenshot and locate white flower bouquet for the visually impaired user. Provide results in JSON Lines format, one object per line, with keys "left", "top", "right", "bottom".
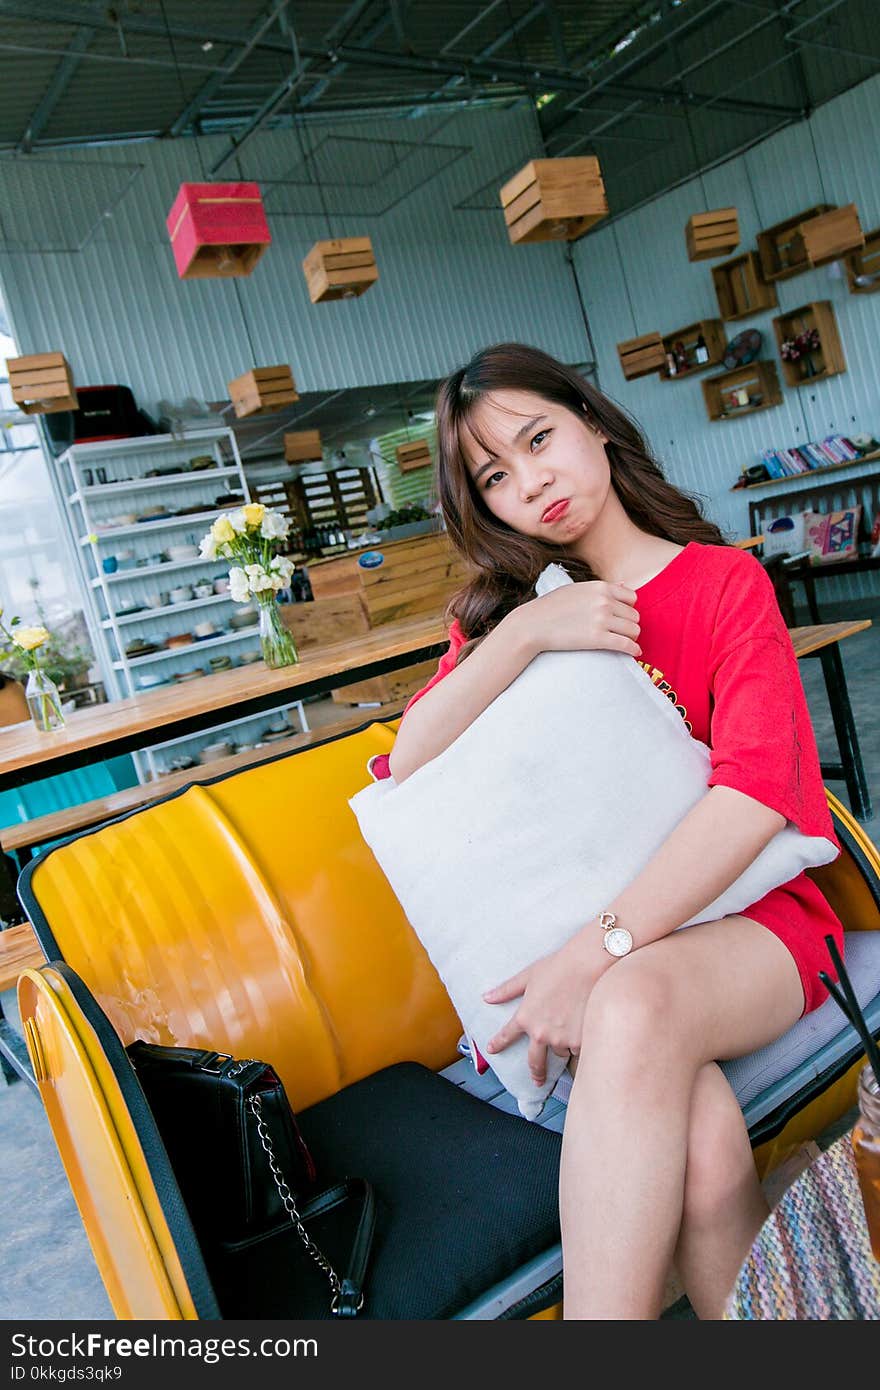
{"left": 199, "top": 503, "right": 298, "bottom": 668}
{"left": 0, "top": 610, "right": 65, "bottom": 731}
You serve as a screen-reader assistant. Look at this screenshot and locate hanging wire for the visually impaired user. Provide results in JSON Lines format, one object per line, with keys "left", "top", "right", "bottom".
{"left": 159, "top": 0, "right": 258, "bottom": 366}
{"left": 610, "top": 221, "right": 639, "bottom": 338}
{"left": 806, "top": 117, "right": 829, "bottom": 206}
{"left": 159, "top": 0, "right": 209, "bottom": 182}
{"left": 293, "top": 115, "right": 335, "bottom": 240}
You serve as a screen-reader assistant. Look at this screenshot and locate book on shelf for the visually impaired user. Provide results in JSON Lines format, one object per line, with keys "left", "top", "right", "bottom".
{"left": 760, "top": 449, "right": 787, "bottom": 479}
{"left": 813, "top": 440, "right": 842, "bottom": 466}
{"left": 801, "top": 442, "right": 829, "bottom": 469}
{"left": 784, "top": 447, "right": 811, "bottom": 475}
{"left": 780, "top": 448, "right": 808, "bottom": 474}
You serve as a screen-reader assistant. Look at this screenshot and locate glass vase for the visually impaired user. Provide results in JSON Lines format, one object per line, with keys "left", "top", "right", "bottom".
{"left": 258, "top": 598, "right": 298, "bottom": 669}
{"left": 25, "top": 667, "right": 65, "bottom": 733}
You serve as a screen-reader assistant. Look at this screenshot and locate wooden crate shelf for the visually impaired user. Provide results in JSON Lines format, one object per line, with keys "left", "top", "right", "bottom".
{"left": 771, "top": 301, "right": 846, "bottom": 388}
{"left": 395, "top": 439, "right": 432, "bottom": 473}
{"left": 711, "top": 251, "right": 778, "bottom": 321}
{"left": 228, "top": 365, "right": 298, "bottom": 418}
{"left": 661, "top": 319, "right": 727, "bottom": 379}
{"left": 685, "top": 207, "right": 739, "bottom": 262}
{"left": 7, "top": 351, "right": 78, "bottom": 414}
{"left": 284, "top": 429, "right": 323, "bottom": 464}
{"left": 302, "top": 237, "right": 378, "bottom": 303}
{"left": 616, "top": 331, "right": 665, "bottom": 381}
{"left": 756, "top": 204, "right": 864, "bottom": 281}
{"left": 702, "top": 360, "right": 782, "bottom": 422}
{"left": 499, "top": 157, "right": 607, "bottom": 244}
{"left": 846, "top": 226, "right": 880, "bottom": 294}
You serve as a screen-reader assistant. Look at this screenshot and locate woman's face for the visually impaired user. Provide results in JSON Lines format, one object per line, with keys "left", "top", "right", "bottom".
{"left": 461, "top": 388, "right": 612, "bottom": 546}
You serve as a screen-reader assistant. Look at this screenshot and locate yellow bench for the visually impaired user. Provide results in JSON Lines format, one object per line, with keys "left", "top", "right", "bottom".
{"left": 15, "top": 717, "right": 880, "bottom": 1318}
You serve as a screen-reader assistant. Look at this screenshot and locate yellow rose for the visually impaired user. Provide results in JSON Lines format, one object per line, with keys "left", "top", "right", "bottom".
{"left": 211, "top": 516, "right": 236, "bottom": 544}
{"left": 242, "top": 503, "right": 266, "bottom": 529}
{"left": 14, "top": 626, "right": 50, "bottom": 652}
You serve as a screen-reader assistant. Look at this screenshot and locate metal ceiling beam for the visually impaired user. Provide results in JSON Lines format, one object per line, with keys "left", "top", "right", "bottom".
{"left": 207, "top": 0, "right": 394, "bottom": 174}
{"left": 168, "top": 0, "right": 293, "bottom": 137}
{"left": 15, "top": 23, "right": 95, "bottom": 153}
{"left": 546, "top": 0, "right": 809, "bottom": 155}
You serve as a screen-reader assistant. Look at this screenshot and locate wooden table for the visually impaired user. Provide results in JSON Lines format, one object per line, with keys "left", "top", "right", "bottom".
{"left": 788, "top": 620, "right": 873, "bottom": 821}
{"left": 724, "top": 1131, "right": 880, "bottom": 1319}
{"left": 0, "top": 613, "right": 447, "bottom": 796}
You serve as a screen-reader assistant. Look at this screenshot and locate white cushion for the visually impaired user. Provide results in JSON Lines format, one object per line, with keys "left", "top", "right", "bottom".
{"left": 349, "top": 568, "right": 837, "bottom": 1119}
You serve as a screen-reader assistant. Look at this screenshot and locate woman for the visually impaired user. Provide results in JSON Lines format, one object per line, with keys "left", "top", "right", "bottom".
{"left": 382, "top": 342, "right": 842, "bottom": 1319}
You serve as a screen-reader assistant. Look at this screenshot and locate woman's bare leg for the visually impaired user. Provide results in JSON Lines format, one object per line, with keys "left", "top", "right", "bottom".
{"left": 673, "top": 1061, "right": 770, "bottom": 1318}
{"left": 559, "top": 916, "right": 803, "bottom": 1319}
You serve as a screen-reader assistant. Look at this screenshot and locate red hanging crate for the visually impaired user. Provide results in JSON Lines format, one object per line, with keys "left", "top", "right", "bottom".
{"left": 166, "top": 182, "right": 271, "bottom": 280}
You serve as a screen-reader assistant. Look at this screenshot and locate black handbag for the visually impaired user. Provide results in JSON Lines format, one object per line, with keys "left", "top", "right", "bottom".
{"left": 127, "top": 1042, "right": 375, "bottom": 1317}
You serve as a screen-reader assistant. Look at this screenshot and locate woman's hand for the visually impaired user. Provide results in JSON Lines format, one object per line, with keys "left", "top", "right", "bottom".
{"left": 483, "top": 931, "right": 613, "bottom": 1087}
{"left": 516, "top": 581, "right": 641, "bottom": 659}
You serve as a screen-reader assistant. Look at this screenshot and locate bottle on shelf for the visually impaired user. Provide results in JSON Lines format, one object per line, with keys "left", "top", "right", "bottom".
{"left": 694, "top": 334, "right": 709, "bottom": 365}
{"left": 665, "top": 351, "right": 678, "bottom": 378}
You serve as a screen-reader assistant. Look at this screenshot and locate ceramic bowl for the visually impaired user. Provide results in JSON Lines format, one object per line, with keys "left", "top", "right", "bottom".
{"left": 168, "top": 544, "right": 199, "bottom": 561}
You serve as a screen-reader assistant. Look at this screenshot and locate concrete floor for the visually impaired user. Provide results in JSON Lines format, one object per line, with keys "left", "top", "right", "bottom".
{"left": 1, "top": 610, "right": 879, "bottom": 1321}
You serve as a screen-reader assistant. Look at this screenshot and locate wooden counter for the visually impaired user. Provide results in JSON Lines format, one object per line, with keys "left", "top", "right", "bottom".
{"left": 303, "top": 530, "right": 465, "bottom": 702}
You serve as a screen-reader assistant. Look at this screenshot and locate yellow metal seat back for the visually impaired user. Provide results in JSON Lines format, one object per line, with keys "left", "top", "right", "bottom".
{"left": 22, "top": 721, "right": 460, "bottom": 1113}
{"left": 17, "top": 964, "right": 217, "bottom": 1320}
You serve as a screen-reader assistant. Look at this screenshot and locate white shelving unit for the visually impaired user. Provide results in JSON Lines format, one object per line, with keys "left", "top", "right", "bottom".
{"left": 58, "top": 428, "right": 306, "bottom": 781}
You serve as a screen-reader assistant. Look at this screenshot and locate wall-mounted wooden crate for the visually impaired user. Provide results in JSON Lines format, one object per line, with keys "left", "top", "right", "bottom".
{"left": 302, "top": 237, "right": 378, "bottom": 303}
{"left": 845, "top": 226, "right": 880, "bottom": 294}
{"left": 661, "top": 319, "right": 727, "bottom": 379}
{"left": 228, "top": 365, "right": 298, "bottom": 418}
{"left": 284, "top": 430, "right": 323, "bottom": 464}
{"left": 499, "top": 157, "right": 607, "bottom": 245}
{"left": 685, "top": 207, "right": 739, "bottom": 261}
{"left": 701, "top": 360, "right": 782, "bottom": 422}
{"left": 790, "top": 203, "right": 864, "bottom": 269}
{"left": 395, "top": 439, "right": 432, "bottom": 473}
{"left": 711, "top": 251, "right": 778, "bottom": 321}
{"left": 756, "top": 204, "right": 864, "bottom": 281}
{"left": 6, "top": 351, "right": 78, "bottom": 414}
{"left": 616, "top": 332, "right": 665, "bottom": 381}
{"left": 771, "top": 301, "right": 846, "bottom": 388}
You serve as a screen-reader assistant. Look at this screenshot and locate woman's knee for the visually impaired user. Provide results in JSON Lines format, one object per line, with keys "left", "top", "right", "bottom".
{"left": 581, "top": 955, "right": 681, "bottom": 1059}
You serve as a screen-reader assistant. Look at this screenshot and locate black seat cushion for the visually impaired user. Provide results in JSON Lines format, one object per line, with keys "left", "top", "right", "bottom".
{"left": 208, "top": 1061, "right": 563, "bottom": 1319}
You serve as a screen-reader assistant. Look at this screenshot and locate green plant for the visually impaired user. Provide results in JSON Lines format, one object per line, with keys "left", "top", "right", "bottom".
{"left": 376, "top": 503, "right": 433, "bottom": 530}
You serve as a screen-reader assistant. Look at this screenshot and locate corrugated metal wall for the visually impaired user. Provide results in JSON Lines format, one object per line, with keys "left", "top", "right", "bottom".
{"left": 0, "top": 106, "right": 589, "bottom": 410}
{"left": 1, "top": 77, "right": 878, "bottom": 606}
{"left": 574, "top": 71, "right": 880, "bottom": 605}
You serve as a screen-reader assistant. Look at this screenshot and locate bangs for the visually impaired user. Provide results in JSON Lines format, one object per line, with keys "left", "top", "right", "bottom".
{"left": 456, "top": 393, "right": 540, "bottom": 480}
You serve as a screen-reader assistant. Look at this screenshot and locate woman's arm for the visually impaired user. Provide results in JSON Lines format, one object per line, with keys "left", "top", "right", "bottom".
{"left": 389, "top": 581, "right": 640, "bottom": 781}
{"left": 485, "top": 784, "right": 786, "bottom": 1077}
{"left": 389, "top": 606, "right": 535, "bottom": 781}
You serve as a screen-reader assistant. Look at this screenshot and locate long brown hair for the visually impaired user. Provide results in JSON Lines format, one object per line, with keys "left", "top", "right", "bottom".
{"left": 435, "top": 341, "right": 726, "bottom": 642}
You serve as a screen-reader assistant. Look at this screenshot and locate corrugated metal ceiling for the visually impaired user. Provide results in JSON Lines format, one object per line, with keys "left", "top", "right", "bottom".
{"left": 0, "top": 1, "right": 877, "bottom": 219}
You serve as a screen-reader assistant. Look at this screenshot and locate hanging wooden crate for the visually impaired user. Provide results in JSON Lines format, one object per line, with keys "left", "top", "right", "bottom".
{"left": 302, "top": 237, "right": 378, "bottom": 303}
{"left": 284, "top": 429, "right": 323, "bottom": 464}
{"left": 791, "top": 203, "right": 864, "bottom": 269}
{"left": 616, "top": 332, "right": 665, "bottom": 381}
{"left": 685, "top": 208, "right": 739, "bottom": 262}
{"left": 227, "top": 365, "right": 298, "bottom": 419}
{"left": 845, "top": 226, "right": 880, "bottom": 294}
{"left": 165, "top": 181, "right": 271, "bottom": 280}
{"left": 499, "top": 157, "right": 608, "bottom": 245}
{"left": 6, "top": 352, "right": 78, "bottom": 414}
{"left": 712, "top": 251, "right": 778, "bottom": 321}
{"left": 396, "top": 439, "right": 432, "bottom": 473}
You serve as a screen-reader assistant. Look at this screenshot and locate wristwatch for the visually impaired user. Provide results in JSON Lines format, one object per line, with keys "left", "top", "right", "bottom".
{"left": 598, "top": 910, "right": 633, "bottom": 958}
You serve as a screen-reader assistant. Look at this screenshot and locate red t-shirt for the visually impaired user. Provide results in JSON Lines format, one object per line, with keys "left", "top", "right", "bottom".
{"left": 378, "top": 543, "right": 843, "bottom": 1013}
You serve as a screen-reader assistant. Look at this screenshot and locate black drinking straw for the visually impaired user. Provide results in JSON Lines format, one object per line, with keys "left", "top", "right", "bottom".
{"left": 819, "top": 934, "right": 880, "bottom": 1087}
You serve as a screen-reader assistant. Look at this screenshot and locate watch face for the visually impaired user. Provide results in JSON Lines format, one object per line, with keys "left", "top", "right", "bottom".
{"left": 604, "top": 926, "right": 633, "bottom": 957}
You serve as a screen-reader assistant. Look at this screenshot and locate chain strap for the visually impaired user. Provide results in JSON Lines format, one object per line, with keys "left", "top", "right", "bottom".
{"left": 247, "top": 1090, "right": 348, "bottom": 1312}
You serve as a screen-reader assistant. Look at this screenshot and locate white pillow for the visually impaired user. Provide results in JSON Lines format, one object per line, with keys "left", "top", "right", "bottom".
{"left": 349, "top": 569, "right": 837, "bottom": 1119}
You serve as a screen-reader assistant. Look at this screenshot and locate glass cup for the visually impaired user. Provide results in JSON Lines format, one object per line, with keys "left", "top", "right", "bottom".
{"left": 852, "top": 1062, "right": 880, "bottom": 1261}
